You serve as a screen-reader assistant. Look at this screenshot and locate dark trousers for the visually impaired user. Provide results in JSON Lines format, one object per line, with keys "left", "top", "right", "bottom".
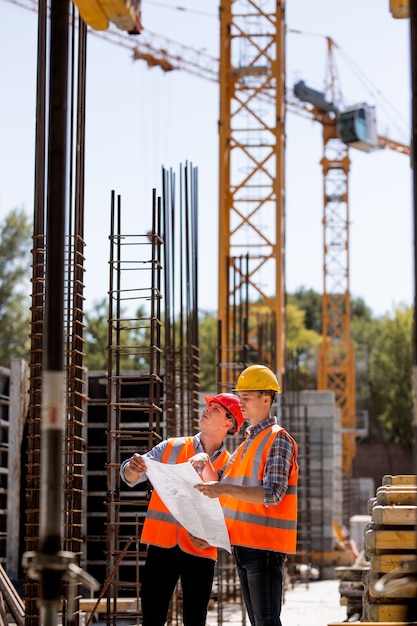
{"left": 234, "top": 546, "right": 285, "bottom": 626}
{"left": 141, "top": 544, "right": 215, "bottom": 626}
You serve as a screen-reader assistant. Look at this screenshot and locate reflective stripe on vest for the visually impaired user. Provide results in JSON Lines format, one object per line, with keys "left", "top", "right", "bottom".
{"left": 220, "top": 425, "right": 298, "bottom": 554}
{"left": 141, "top": 436, "right": 230, "bottom": 559}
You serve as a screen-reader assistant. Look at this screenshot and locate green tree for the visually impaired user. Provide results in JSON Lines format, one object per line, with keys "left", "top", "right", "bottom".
{"left": 83, "top": 299, "right": 109, "bottom": 370}
{"left": 285, "top": 302, "right": 321, "bottom": 390}
{"left": 198, "top": 311, "right": 217, "bottom": 391}
{"left": 83, "top": 291, "right": 415, "bottom": 449}
{"left": 286, "top": 303, "right": 321, "bottom": 356}
{"left": 351, "top": 296, "right": 373, "bottom": 321}
{"left": 350, "top": 310, "right": 382, "bottom": 394}
{"left": 287, "top": 287, "right": 323, "bottom": 333}
{"left": 365, "top": 305, "right": 413, "bottom": 448}
{"left": 197, "top": 302, "right": 322, "bottom": 393}
{"left": 0, "top": 208, "right": 32, "bottom": 366}
{"left": 288, "top": 288, "right": 414, "bottom": 445}
{"left": 84, "top": 299, "right": 152, "bottom": 371}
{"left": 289, "top": 288, "right": 373, "bottom": 333}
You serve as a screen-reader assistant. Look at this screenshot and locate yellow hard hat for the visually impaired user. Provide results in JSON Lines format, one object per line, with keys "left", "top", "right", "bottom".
{"left": 233, "top": 364, "right": 281, "bottom": 393}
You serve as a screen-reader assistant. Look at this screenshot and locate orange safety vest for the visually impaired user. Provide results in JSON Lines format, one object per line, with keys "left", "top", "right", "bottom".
{"left": 141, "top": 436, "right": 231, "bottom": 560}
{"left": 220, "top": 424, "right": 298, "bottom": 554}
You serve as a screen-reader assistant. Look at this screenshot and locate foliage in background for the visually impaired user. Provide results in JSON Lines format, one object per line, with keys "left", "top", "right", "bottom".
{"left": 198, "top": 311, "right": 217, "bottom": 391}
{"left": 77, "top": 292, "right": 417, "bottom": 448}
{"left": 84, "top": 302, "right": 218, "bottom": 386}
{"left": 285, "top": 302, "right": 321, "bottom": 391}
{"left": 287, "top": 288, "right": 373, "bottom": 333}
{"left": 83, "top": 299, "right": 109, "bottom": 370}
{"left": 292, "top": 287, "right": 414, "bottom": 448}
{"left": 197, "top": 300, "right": 322, "bottom": 393}
{"left": 285, "top": 303, "right": 321, "bottom": 357}
{"left": 83, "top": 299, "right": 151, "bottom": 371}
{"left": 366, "top": 306, "right": 413, "bottom": 448}
{"left": 0, "top": 208, "right": 31, "bottom": 367}
{"left": 287, "top": 287, "right": 323, "bottom": 333}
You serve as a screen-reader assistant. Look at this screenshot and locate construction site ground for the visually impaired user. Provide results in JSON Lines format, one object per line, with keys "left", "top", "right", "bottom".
{"left": 206, "top": 578, "right": 347, "bottom": 625}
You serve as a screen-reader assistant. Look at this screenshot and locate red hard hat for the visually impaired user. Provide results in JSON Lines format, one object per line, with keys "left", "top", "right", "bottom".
{"left": 204, "top": 393, "right": 245, "bottom": 434}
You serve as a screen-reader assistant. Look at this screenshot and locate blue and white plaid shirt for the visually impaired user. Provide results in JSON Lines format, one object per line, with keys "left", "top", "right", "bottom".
{"left": 220, "top": 415, "right": 295, "bottom": 506}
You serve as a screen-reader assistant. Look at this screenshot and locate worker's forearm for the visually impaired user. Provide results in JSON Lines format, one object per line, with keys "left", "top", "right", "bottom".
{"left": 196, "top": 481, "right": 266, "bottom": 503}
{"left": 220, "top": 484, "right": 265, "bottom": 504}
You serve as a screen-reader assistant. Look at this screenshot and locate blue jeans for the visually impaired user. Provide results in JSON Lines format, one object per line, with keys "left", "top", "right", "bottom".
{"left": 233, "top": 546, "right": 285, "bottom": 626}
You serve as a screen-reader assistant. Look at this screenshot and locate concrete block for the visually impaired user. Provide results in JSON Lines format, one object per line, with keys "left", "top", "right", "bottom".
{"left": 298, "top": 390, "right": 336, "bottom": 405}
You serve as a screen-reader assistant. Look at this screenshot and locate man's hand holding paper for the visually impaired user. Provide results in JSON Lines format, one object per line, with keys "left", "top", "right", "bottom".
{"left": 144, "top": 457, "right": 231, "bottom": 553}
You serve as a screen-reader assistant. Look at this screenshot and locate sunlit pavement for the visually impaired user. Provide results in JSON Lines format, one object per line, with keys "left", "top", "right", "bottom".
{"left": 207, "top": 579, "right": 347, "bottom": 625}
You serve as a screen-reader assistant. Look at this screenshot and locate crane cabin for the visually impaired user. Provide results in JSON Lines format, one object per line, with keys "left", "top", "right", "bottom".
{"left": 336, "top": 104, "right": 379, "bottom": 152}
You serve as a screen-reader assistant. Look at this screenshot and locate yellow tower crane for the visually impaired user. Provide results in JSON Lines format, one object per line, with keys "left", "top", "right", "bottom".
{"left": 290, "top": 39, "right": 357, "bottom": 475}
{"left": 290, "top": 37, "right": 409, "bottom": 475}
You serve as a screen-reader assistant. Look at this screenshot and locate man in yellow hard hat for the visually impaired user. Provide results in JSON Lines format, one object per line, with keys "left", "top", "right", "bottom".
{"left": 192, "top": 364, "right": 298, "bottom": 626}
{"left": 120, "top": 393, "right": 244, "bottom": 626}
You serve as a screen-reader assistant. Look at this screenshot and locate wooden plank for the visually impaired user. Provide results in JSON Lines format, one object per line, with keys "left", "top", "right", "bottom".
{"left": 369, "top": 578, "right": 417, "bottom": 599}
{"left": 328, "top": 623, "right": 417, "bottom": 626}
{"left": 339, "top": 580, "right": 364, "bottom": 591}
{"left": 335, "top": 566, "right": 368, "bottom": 580}
{"left": 311, "top": 551, "right": 355, "bottom": 566}
{"left": 370, "top": 554, "right": 414, "bottom": 574}
{"left": 376, "top": 487, "right": 417, "bottom": 506}
{"left": 372, "top": 504, "right": 417, "bottom": 526}
{"left": 367, "top": 604, "right": 414, "bottom": 621}
{"left": 382, "top": 475, "right": 416, "bottom": 486}
{"left": 365, "top": 529, "right": 416, "bottom": 555}
{"left": 79, "top": 598, "right": 138, "bottom": 613}
{"left": 377, "top": 485, "right": 417, "bottom": 493}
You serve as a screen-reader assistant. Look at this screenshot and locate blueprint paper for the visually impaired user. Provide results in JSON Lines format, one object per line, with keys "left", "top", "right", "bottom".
{"left": 144, "top": 457, "right": 231, "bottom": 553}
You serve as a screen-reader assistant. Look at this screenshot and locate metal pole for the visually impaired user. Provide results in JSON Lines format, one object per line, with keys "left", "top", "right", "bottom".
{"left": 23, "top": 2, "right": 98, "bottom": 623}
{"left": 39, "top": 0, "right": 69, "bottom": 619}
{"left": 36, "top": 1, "right": 69, "bottom": 623}
{"left": 409, "top": 5, "right": 417, "bottom": 610}
{"left": 410, "top": 0, "right": 417, "bottom": 475}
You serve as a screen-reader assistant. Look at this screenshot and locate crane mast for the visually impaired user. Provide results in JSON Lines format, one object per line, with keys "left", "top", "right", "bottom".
{"left": 218, "top": 0, "right": 286, "bottom": 383}
{"left": 295, "top": 38, "right": 357, "bottom": 475}
{"left": 317, "top": 118, "right": 356, "bottom": 476}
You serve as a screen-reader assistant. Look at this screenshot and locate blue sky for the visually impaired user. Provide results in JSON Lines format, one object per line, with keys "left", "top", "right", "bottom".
{"left": 0, "top": 0, "right": 412, "bottom": 317}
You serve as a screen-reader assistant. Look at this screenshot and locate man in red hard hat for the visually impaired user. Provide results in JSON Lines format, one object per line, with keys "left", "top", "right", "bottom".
{"left": 120, "top": 393, "right": 244, "bottom": 626}
{"left": 203, "top": 392, "right": 245, "bottom": 435}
